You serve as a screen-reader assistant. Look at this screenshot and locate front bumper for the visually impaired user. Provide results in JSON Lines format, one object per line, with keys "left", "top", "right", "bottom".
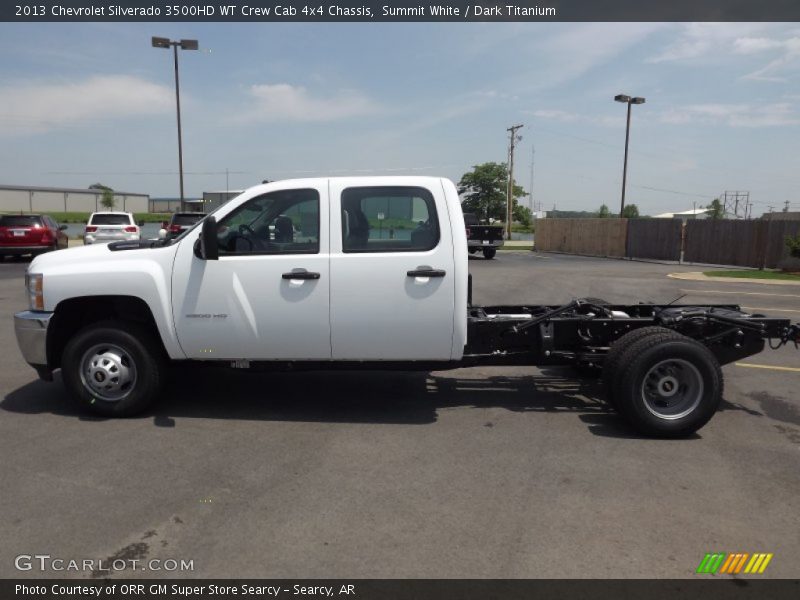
{"left": 14, "top": 310, "right": 54, "bottom": 380}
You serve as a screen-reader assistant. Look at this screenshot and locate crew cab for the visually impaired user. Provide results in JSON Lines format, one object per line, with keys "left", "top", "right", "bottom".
{"left": 464, "top": 212, "right": 504, "bottom": 259}
{"left": 13, "top": 177, "right": 798, "bottom": 437}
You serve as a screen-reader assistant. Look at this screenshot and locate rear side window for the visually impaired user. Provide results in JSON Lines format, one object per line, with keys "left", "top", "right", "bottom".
{"left": 341, "top": 186, "right": 439, "bottom": 253}
{"left": 0, "top": 215, "right": 42, "bottom": 227}
{"left": 90, "top": 214, "right": 132, "bottom": 225}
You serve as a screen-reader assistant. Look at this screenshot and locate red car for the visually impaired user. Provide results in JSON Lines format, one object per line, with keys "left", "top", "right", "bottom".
{"left": 0, "top": 214, "right": 69, "bottom": 260}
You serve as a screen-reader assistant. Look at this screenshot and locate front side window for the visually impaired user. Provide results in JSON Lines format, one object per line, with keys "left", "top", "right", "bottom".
{"left": 216, "top": 188, "right": 320, "bottom": 255}
{"left": 341, "top": 186, "right": 439, "bottom": 253}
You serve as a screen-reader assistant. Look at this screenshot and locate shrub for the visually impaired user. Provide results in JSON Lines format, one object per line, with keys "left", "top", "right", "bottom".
{"left": 785, "top": 234, "right": 800, "bottom": 258}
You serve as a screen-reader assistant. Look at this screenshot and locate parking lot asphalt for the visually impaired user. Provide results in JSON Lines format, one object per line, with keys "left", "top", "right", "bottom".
{"left": 0, "top": 251, "right": 798, "bottom": 579}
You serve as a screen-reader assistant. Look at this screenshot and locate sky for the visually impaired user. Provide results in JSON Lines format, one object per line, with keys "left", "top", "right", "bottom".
{"left": 0, "top": 21, "right": 799, "bottom": 217}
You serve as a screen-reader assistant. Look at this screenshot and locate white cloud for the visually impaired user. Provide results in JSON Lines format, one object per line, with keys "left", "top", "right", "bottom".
{"left": 239, "top": 83, "right": 377, "bottom": 122}
{"left": 733, "top": 37, "right": 788, "bottom": 55}
{"left": 648, "top": 24, "right": 800, "bottom": 81}
{"left": 542, "top": 23, "right": 664, "bottom": 84}
{"left": 648, "top": 23, "right": 766, "bottom": 63}
{"left": 660, "top": 103, "right": 800, "bottom": 127}
{"left": 0, "top": 75, "right": 172, "bottom": 135}
{"left": 734, "top": 36, "right": 800, "bottom": 81}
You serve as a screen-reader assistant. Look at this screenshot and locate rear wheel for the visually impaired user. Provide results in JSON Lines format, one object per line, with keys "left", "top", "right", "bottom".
{"left": 483, "top": 247, "right": 497, "bottom": 260}
{"left": 613, "top": 334, "right": 722, "bottom": 437}
{"left": 602, "top": 326, "right": 682, "bottom": 405}
{"left": 61, "top": 320, "right": 165, "bottom": 417}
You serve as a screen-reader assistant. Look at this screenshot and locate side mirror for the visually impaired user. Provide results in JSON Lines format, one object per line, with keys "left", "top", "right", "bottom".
{"left": 199, "top": 216, "right": 219, "bottom": 260}
{"left": 158, "top": 228, "right": 167, "bottom": 239}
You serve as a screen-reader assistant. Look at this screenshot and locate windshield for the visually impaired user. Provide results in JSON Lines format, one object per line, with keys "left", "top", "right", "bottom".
{"left": 172, "top": 214, "right": 205, "bottom": 226}
{"left": 90, "top": 214, "right": 132, "bottom": 225}
{"left": 170, "top": 199, "right": 233, "bottom": 243}
{"left": 0, "top": 215, "right": 42, "bottom": 227}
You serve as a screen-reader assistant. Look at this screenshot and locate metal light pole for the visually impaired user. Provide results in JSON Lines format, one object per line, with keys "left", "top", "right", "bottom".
{"left": 152, "top": 37, "right": 198, "bottom": 209}
{"left": 614, "top": 94, "right": 645, "bottom": 217}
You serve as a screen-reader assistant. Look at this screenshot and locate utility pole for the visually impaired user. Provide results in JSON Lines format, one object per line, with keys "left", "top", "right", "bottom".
{"left": 784, "top": 200, "right": 791, "bottom": 213}
{"left": 529, "top": 143, "right": 535, "bottom": 215}
{"left": 506, "top": 124, "right": 523, "bottom": 240}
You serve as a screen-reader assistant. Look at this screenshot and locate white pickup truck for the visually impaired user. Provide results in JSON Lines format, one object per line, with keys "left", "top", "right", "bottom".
{"left": 13, "top": 177, "right": 798, "bottom": 437}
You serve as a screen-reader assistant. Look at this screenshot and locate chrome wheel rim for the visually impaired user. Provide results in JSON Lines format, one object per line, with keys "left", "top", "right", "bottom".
{"left": 641, "top": 358, "right": 703, "bottom": 420}
{"left": 79, "top": 343, "right": 137, "bottom": 402}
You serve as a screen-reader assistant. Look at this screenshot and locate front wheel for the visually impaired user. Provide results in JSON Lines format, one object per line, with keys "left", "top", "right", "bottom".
{"left": 483, "top": 247, "right": 497, "bottom": 260}
{"left": 614, "top": 335, "right": 722, "bottom": 437}
{"left": 61, "top": 321, "right": 165, "bottom": 417}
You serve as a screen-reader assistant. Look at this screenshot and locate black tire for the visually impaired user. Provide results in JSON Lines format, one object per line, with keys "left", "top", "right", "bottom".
{"left": 61, "top": 320, "right": 165, "bottom": 417}
{"left": 483, "top": 247, "right": 497, "bottom": 260}
{"left": 602, "top": 326, "right": 682, "bottom": 392}
{"left": 468, "top": 248, "right": 477, "bottom": 254}
{"left": 613, "top": 334, "right": 723, "bottom": 437}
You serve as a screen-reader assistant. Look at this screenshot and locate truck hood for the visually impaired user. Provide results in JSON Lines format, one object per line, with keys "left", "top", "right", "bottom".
{"left": 29, "top": 240, "right": 177, "bottom": 273}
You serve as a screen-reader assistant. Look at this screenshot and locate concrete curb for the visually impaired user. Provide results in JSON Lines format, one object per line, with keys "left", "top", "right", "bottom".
{"left": 667, "top": 271, "right": 800, "bottom": 286}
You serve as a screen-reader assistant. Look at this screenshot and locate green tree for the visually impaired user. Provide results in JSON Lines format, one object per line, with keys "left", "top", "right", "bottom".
{"left": 513, "top": 205, "right": 533, "bottom": 228}
{"left": 458, "top": 162, "right": 526, "bottom": 222}
{"left": 597, "top": 204, "right": 611, "bottom": 218}
{"left": 706, "top": 198, "right": 724, "bottom": 219}
{"left": 621, "top": 204, "right": 640, "bottom": 218}
{"left": 100, "top": 188, "right": 115, "bottom": 210}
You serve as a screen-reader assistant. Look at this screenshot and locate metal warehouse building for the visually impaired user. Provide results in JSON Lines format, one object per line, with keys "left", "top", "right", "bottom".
{"left": 0, "top": 184, "right": 150, "bottom": 214}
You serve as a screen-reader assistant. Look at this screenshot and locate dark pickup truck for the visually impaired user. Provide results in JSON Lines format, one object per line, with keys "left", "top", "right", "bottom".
{"left": 464, "top": 213, "right": 504, "bottom": 259}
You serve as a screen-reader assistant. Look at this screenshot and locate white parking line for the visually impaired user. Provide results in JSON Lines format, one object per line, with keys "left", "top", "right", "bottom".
{"left": 736, "top": 363, "right": 800, "bottom": 373}
{"left": 680, "top": 288, "right": 800, "bottom": 299}
{"left": 741, "top": 306, "right": 800, "bottom": 314}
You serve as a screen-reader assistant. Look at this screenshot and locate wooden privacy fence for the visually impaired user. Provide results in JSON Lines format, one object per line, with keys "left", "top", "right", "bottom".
{"left": 627, "top": 219, "right": 683, "bottom": 261}
{"left": 534, "top": 218, "right": 628, "bottom": 258}
{"left": 535, "top": 218, "right": 800, "bottom": 268}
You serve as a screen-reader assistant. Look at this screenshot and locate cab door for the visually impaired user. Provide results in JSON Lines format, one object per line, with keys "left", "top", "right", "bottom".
{"left": 172, "top": 182, "right": 330, "bottom": 360}
{"left": 329, "top": 179, "right": 456, "bottom": 360}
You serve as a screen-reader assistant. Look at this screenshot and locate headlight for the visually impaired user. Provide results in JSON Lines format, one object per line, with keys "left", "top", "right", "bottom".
{"left": 25, "top": 273, "right": 43, "bottom": 311}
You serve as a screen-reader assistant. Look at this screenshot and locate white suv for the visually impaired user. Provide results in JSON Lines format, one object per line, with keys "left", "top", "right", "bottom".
{"left": 84, "top": 212, "right": 140, "bottom": 245}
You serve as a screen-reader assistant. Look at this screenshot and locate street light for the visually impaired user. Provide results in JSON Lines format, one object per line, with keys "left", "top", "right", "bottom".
{"left": 614, "top": 94, "right": 645, "bottom": 217}
{"left": 152, "top": 37, "right": 199, "bottom": 208}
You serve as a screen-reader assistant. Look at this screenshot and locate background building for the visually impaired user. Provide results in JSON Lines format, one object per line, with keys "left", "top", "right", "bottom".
{"left": 149, "top": 197, "right": 204, "bottom": 213}
{"left": 0, "top": 184, "right": 149, "bottom": 214}
{"left": 202, "top": 190, "right": 243, "bottom": 212}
